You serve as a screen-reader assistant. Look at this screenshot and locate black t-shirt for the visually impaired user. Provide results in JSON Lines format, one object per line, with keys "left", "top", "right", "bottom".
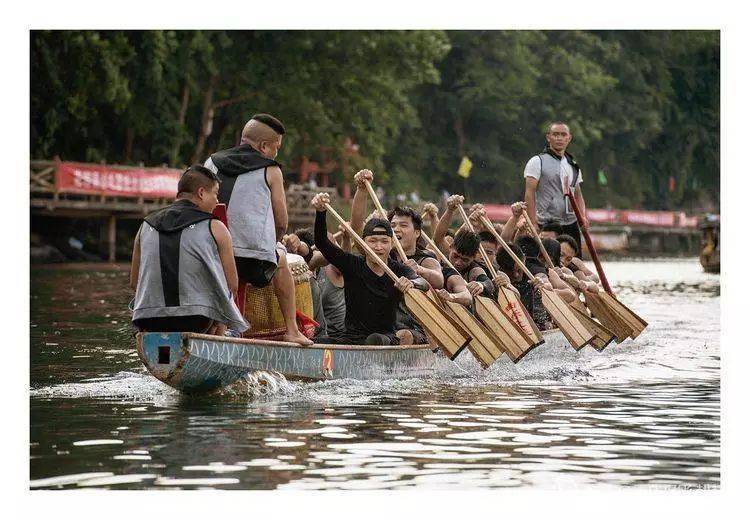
{"left": 315, "top": 211, "right": 423, "bottom": 338}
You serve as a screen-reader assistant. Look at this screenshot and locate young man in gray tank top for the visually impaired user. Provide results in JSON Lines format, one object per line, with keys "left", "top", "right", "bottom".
{"left": 130, "top": 166, "right": 248, "bottom": 336}
{"left": 523, "top": 121, "right": 589, "bottom": 255}
{"left": 204, "top": 114, "right": 313, "bottom": 345}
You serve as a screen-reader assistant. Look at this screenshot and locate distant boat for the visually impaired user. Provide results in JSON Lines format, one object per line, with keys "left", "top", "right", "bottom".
{"left": 700, "top": 214, "right": 720, "bottom": 273}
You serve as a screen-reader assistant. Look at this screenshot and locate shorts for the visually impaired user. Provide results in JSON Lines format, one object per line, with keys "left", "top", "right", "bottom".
{"left": 235, "top": 253, "right": 279, "bottom": 288}
{"left": 133, "top": 315, "right": 214, "bottom": 333}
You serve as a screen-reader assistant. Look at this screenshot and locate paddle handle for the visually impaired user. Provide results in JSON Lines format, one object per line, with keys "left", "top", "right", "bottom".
{"left": 363, "top": 180, "right": 409, "bottom": 262}
{"left": 479, "top": 215, "right": 536, "bottom": 281}
{"left": 420, "top": 229, "right": 457, "bottom": 271}
{"left": 564, "top": 191, "right": 612, "bottom": 294}
{"left": 323, "top": 203, "right": 400, "bottom": 283}
{"left": 456, "top": 205, "right": 498, "bottom": 278}
{"left": 522, "top": 209, "right": 555, "bottom": 269}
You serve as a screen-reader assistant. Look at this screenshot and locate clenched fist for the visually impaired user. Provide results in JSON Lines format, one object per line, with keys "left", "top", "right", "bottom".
{"left": 423, "top": 202, "right": 439, "bottom": 219}
{"left": 467, "top": 281, "right": 484, "bottom": 296}
{"left": 311, "top": 192, "right": 331, "bottom": 211}
{"left": 446, "top": 194, "right": 464, "bottom": 210}
{"left": 510, "top": 201, "right": 527, "bottom": 218}
{"left": 394, "top": 276, "right": 414, "bottom": 294}
{"left": 354, "top": 169, "right": 374, "bottom": 188}
{"left": 492, "top": 272, "right": 511, "bottom": 288}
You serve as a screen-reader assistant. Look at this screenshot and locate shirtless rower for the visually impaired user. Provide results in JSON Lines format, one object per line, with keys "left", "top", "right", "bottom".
{"left": 311, "top": 192, "right": 430, "bottom": 346}
{"left": 204, "top": 113, "right": 312, "bottom": 345}
{"left": 130, "top": 165, "right": 248, "bottom": 336}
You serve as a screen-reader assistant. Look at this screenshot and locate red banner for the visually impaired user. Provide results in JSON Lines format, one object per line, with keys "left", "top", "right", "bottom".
{"left": 55, "top": 162, "right": 181, "bottom": 198}
{"left": 482, "top": 204, "right": 697, "bottom": 228}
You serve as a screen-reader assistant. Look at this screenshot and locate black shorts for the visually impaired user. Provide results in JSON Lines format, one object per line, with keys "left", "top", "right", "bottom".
{"left": 133, "top": 315, "right": 214, "bottom": 333}
{"left": 235, "top": 254, "right": 279, "bottom": 288}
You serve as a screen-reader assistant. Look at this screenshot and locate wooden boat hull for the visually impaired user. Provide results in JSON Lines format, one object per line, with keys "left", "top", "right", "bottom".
{"left": 136, "top": 332, "right": 441, "bottom": 394}
{"left": 135, "top": 327, "right": 600, "bottom": 394}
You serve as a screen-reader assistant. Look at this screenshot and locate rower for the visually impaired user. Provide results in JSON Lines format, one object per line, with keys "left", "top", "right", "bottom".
{"left": 311, "top": 192, "right": 430, "bottom": 346}
{"left": 130, "top": 165, "right": 248, "bottom": 336}
{"left": 434, "top": 195, "right": 495, "bottom": 298}
{"left": 558, "top": 234, "right": 600, "bottom": 285}
{"left": 523, "top": 121, "right": 589, "bottom": 256}
{"left": 540, "top": 221, "right": 564, "bottom": 240}
{"left": 496, "top": 242, "right": 536, "bottom": 317}
{"left": 204, "top": 113, "right": 312, "bottom": 345}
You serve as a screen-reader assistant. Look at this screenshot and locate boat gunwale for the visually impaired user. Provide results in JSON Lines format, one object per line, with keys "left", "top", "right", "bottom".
{"left": 182, "top": 332, "right": 435, "bottom": 352}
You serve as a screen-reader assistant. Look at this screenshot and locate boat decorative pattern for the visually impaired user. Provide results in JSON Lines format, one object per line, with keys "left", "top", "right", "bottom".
{"left": 138, "top": 332, "right": 440, "bottom": 394}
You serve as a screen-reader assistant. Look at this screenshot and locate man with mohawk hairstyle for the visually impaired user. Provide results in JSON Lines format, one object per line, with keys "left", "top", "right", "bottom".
{"left": 204, "top": 113, "right": 312, "bottom": 345}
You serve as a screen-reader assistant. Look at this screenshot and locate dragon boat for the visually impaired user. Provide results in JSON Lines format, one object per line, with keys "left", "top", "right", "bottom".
{"left": 136, "top": 329, "right": 569, "bottom": 394}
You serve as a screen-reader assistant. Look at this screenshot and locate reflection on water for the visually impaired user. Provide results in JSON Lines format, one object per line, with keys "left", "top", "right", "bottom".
{"left": 30, "top": 260, "right": 720, "bottom": 489}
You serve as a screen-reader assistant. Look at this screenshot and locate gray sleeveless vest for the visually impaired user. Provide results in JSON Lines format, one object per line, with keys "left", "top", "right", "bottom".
{"left": 224, "top": 168, "right": 277, "bottom": 263}
{"left": 132, "top": 220, "right": 249, "bottom": 331}
{"left": 534, "top": 152, "right": 580, "bottom": 226}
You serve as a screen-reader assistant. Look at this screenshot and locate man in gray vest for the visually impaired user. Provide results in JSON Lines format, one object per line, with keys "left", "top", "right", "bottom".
{"left": 204, "top": 113, "right": 313, "bottom": 345}
{"left": 523, "top": 121, "right": 589, "bottom": 255}
{"left": 130, "top": 165, "right": 248, "bottom": 336}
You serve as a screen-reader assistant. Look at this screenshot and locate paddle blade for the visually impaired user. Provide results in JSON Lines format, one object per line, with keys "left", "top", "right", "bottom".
{"left": 474, "top": 295, "right": 537, "bottom": 363}
{"left": 540, "top": 288, "right": 594, "bottom": 350}
{"left": 446, "top": 301, "right": 506, "bottom": 368}
{"left": 597, "top": 291, "right": 648, "bottom": 339}
{"left": 569, "top": 305, "right": 616, "bottom": 351}
{"left": 584, "top": 292, "right": 634, "bottom": 342}
{"left": 497, "top": 287, "right": 543, "bottom": 344}
{"left": 405, "top": 290, "right": 471, "bottom": 359}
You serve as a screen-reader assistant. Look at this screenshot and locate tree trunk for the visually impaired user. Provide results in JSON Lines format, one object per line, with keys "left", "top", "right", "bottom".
{"left": 124, "top": 127, "right": 134, "bottom": 164}
{"left": 190, "top": 75, "right": 218, "bottom": 165}
{"left": 171, "top": 80, "right": 190, "bottom": 165}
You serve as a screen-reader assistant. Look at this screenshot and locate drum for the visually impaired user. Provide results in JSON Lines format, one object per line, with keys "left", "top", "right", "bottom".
{"left": 243, "top": 253, "right": 314, "bottom": 338}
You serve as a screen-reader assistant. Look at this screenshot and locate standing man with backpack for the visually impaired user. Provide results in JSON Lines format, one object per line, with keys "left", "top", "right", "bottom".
{"left": 523, "top": 121, "right": 589, "bottom": 255}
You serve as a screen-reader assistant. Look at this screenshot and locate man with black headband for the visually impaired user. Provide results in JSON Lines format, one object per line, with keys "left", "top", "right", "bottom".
{"left": 310, "top": 192, "right": 429, "bottom": 346}
{"left": 524, "top": 121, "right": 589, "bottom": 255}
{"left": 130, "top": 165, "right": 248, "bottom": 335}
{"left": 204, "top": 113, "right": 312, "bottom": 345}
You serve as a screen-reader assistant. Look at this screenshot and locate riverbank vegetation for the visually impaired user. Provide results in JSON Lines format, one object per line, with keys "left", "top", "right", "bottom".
{"left": 31, "top": 30, "right": 718, "bottom": 211}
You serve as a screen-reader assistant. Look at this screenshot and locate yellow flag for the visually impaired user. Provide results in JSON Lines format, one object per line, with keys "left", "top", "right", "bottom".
{"left": 457, "top": 156, "right": 473, "bottom": 178}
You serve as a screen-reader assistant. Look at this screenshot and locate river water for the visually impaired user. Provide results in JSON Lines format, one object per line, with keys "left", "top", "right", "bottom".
{"left": 29, "top": 259, "right": 720, "bottom": 490}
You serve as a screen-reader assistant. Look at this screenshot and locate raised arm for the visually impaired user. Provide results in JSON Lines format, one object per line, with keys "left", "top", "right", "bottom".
{"left": 434, "top": 195, "right": 463, "bottom": 254}
{"left": 312, "top": 193, "right": 355, "bottom": 274}
{"left": 211, "top": 219, "right": 239, "bottom": 297}
{"left": 267, "top": 165, "right": 289, "bottom": 241}
{"left": 501, "top": 201, "right": 527, "bottom": 242}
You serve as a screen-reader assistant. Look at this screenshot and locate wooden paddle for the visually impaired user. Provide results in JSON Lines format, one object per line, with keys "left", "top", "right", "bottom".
{"left": 478, "top": 214, "right": 595, "bottom": 350}
{"left": 455, "top": 206, "right": 543, "bottom": 344}
{"left": 448, "top": 206, "right": 539, "bottom": 361}
{"left": 563, "top": 190, "right": 648, "bottom": 339}
{"left": 419, "top": 230, "right": 526, "bottom": 366}
{"left": 323, "top": 203, "right": 473, "bottom": 360}
{"left": 521, "top": 209, "right": 616, "bottom": 351}
{"left": 363, "top": 182, "right": 503, "bottom": 367}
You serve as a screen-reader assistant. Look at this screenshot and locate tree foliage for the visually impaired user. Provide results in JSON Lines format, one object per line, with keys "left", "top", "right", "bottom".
{"left": 30, "top": 30, "right": 718, "bottom": 210}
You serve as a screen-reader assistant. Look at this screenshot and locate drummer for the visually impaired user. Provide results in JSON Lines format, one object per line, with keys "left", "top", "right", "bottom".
{"left": 204, "top": 113, "right": 312, "bottom": 345}
{"left": 311, "top": 192, "right": 430, "bottom": 346}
